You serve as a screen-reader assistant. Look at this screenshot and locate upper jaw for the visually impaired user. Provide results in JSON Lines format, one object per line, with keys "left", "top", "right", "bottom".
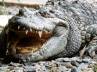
{"left": 10, "top": 26, "right": 52, "bottom": 39}
{"left": 9, "top": 13, "right": 56, "bottom": 32}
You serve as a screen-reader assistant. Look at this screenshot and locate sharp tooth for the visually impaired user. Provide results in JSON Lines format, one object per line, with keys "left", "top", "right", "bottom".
{"left": 35, "top": 30, "right": 37, "bottom": 33}
{"left": 45, "top": 30, "right": 48, "bottom": 33}
{"left": 38, "top": 31, "right": 42, "bottom": 38}
{"left": 26, "top": 30, "right": 28, "bottom": 35}
{"left": 23, "top": 27, "right": 25, "bottom": 30}
{"left": 30, "top": 28, "right": 32, "bottom": 32}
{"left": 18, "top": 26, "right": 20, "bottom": 30}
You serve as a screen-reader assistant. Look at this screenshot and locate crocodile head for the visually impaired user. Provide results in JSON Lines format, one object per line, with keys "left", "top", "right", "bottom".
{"left": 6, "top": 8, "right": 69, "bottom": 62}
{"left": 7, "top": 9, "right": 56, "bottom": 54}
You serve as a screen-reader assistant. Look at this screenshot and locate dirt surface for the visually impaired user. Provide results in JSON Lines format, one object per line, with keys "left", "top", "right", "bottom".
{"left": 0, "top": 57, "right": 96, "bottom": 72}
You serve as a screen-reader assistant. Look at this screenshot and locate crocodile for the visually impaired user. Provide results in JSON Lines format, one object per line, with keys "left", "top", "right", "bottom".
{"left": 0, "top": 0, "right": 97, "bottom": 63}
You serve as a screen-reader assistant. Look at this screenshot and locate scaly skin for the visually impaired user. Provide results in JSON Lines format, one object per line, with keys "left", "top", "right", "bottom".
{"left": 0, "top": 0, "right": 97, "bottom": 62}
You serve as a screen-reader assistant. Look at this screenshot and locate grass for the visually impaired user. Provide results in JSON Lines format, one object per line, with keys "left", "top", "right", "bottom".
{"left": 0, "top": 0, "right": 7, "bottom": 15}
{"left": 94, "top": 64, "right": 97, "bottom": 72}
{"left": 0, "top": 6, "right": 7, "bottom": 15}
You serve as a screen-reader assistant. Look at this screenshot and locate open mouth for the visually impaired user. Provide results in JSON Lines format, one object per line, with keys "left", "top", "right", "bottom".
{"left": 9, "top": 25, "right": 53, "bottom": 54}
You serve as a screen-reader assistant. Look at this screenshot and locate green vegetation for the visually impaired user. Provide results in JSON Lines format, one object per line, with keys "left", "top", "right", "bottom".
{"left": 94, "top": 64, "right": 97, "bottom": 72}
{"left": 0, "top": 0, "right": 7, "bottom": 15}
{"left": 0, "top": 6, "right": 7, "bottom": 15}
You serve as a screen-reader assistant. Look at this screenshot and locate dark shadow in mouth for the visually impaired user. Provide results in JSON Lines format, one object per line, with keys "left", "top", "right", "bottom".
{"left": 15, "top": 30, "right": 53, "bottom": 54}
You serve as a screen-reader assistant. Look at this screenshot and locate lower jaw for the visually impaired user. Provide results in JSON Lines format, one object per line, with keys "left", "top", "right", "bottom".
{"left": 16, "top": 45, "right": 42, "bottom": 54}
{"left": 15, "top": 39, "right": 44, "bottom": 54}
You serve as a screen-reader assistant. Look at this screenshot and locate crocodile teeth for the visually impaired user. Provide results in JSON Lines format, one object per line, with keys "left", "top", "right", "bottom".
{"left": 26, "top": 30, "right": 28, "bottom": 35}
{"left": 23, "top": 27, "right": 25, "bottom": 30}
{"left": 18, "top": 26, "right": 20, "bottom": 30}
{"left": 35, "top": 30, "right": 37, "bottom": 33}
{"left": 30, "top": 28, "right": 32, "bottom": 32}
{"left": 45, "top": 30, "right": 48, "bottom": 33}
{"left": 38, "top": 31, "right": 42, "bottom": 38}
